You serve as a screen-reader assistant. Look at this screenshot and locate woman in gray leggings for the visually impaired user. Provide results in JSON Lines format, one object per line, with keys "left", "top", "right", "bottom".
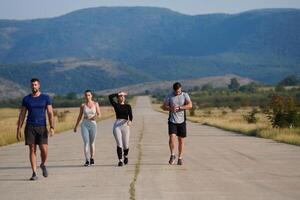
{"left": 74, "top": 90, "right": 101, "bottom": 166}
{"left": 109, "top": 92, "right": 133, "bottom": 166}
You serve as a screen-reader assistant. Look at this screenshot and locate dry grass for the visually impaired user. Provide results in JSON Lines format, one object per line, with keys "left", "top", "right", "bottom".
{"left": 152, "top": 103, "right": 300, "bottom": 146}
{"left": 0, "top": 107, "right": 114, "bottom": 147}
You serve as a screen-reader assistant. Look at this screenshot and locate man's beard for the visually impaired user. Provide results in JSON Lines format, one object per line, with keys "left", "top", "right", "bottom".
{"left": 32, "top": 88, "right": 39, "bottom": 94}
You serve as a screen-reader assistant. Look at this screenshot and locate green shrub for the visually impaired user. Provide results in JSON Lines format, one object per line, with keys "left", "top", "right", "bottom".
{"left": 267, "top": 94, "right": 300, "bottom": 128}
{"left": 243, "top": 108, "right": 259, "bottom": 124}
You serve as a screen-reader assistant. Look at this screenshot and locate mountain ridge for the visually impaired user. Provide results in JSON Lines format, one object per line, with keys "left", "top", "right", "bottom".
{"left": 0, "top": 7, "right": 299, "bottom": 94}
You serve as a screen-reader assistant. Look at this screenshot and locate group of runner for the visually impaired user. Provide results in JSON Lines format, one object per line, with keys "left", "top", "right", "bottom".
{"left": 16, "top": 78, "right": 192, "bottom": 180}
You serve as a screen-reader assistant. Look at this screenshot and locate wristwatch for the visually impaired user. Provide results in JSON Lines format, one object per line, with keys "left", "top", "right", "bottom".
{"left": 50, "top": 126, "right": 54, "bottom": 129}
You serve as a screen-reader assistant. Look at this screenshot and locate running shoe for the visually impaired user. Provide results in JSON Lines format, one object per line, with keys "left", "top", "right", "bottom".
{"left": 29, "top": 172, "right": 38, "bottom": 181}
{"left": 84, "top": 160, "right": 89, "bottom": 167}
{"left": 169, "top": 155, "right": 176, "bottom": 165}
{"left": 118, "top": 161, "right": 123, "bottom": 167}
{"left": 177, "top": 158, "right": 183, "bottom": 165}
{"left": 40, "top": 164, "right": 48, "bottom": 177}
{"left": 90, "top": 158, "right": 94, "bottom": 165}
{"left": 124, "top": 157, "right": 128, "bottom": 165}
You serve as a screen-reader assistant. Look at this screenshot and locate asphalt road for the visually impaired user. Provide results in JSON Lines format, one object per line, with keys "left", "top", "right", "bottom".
{"left": 1, "top": 96, "right": 300, "bottom": 200}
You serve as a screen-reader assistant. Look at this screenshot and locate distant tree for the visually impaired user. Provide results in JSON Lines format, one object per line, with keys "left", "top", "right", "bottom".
{"left": 66, "top": 92, "right": 77, "bottom": 100}
{"left": 278, "top": 75, "right": 299, "bottom": 86}
{"left": 243, "top": 108, "right": 259, "bottom": 124}
{"left": 239, "top": 82, "right": 258, "bottom": 93}
{"left": 228, "top": 78, "right": 240, "bottom": 91}
{"left": 201, "top": 84, "right": 213, "bottom": 91}
{"left": 144, "top": 90, "right": 150, "bottom": 95}
{"left": 267, "top": 94, "right": 300, "bottom": 128}
{"left": 193, "top": 86, "right": 200, "bottom": 91}
{"left": 275, "top": 84, "right": 285, "bottom": 92}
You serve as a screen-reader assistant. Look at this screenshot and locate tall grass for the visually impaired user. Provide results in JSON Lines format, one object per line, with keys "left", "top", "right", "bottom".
{"left": 0, "top": 107, "right": 114, "bottom": 147}
{"left": 152, "top": 103, "right": 300, "bottom": 146}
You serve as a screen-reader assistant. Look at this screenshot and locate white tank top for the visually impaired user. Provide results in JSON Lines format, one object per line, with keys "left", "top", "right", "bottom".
{"left": 83, "top": 103, "right": 97, "bottom": 119}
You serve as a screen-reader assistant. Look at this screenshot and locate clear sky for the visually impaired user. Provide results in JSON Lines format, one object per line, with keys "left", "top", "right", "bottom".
{"left": 1, "top": 0, "right": 300, "bottom": 20}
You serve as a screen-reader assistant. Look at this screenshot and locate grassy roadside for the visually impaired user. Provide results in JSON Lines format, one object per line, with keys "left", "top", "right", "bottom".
{"left": 0, "top": 107, "right": 114, "bottom": 147}
{"left": 152, "top": 103, "right": 300, "bottom": 146}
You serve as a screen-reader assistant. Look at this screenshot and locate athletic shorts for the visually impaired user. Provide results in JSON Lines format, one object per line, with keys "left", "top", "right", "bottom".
{"left": 168, "top": 121, "right": 187, "bottom": 138}
{"left": 25, "top": 124, "right": 48, "bottom": 145}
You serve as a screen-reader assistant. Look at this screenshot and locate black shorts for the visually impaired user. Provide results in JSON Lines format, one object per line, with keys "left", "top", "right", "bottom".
{"left": 25, "top": 124, "right": 48, "bottom": 145}
{"left": 168, "top": 121, "right": 187, "bottom": 138}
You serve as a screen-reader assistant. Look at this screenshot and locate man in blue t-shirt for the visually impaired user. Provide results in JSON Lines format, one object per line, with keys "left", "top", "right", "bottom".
{"left": 163, "top": 82, "right": 192, "bottom": 166}
{"left": 16, "top": 78, "right": 55, "bottom": 180}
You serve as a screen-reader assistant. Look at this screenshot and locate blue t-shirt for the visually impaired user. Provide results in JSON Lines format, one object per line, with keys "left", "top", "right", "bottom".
{"left": 22, "top": 94, "right": 52, "bottom": 126}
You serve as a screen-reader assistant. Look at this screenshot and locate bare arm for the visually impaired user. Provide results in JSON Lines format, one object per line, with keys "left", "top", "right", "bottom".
{"left": 16, "top": 106, "right": 27, "bottom": 141}
{"left": 163, "top": 99, "right": 177, "bottom": 112}
{"left": 180, "top": 99, "right": 193, "bottom": 110}
{"left": 96, "top": 102, "right": 101, "bottom": 118}
{"left": 47, "top": 105, "right": 55, "bottom": 136}
{"left": 74, "top": 105, "right": 84, "bottom": 132}
{"left": 163, "top": 98, "right": 172, "bottom": 111}
{"left": 108, "top": 93, "right": 118, "bottom": 107}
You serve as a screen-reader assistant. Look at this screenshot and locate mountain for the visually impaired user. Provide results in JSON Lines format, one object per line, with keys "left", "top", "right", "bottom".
{"left": 0, "top": 7, "right": 299, "bottom": 94}
{"left": 96, "top": 74, "right": 254, "bottom": 95}
{"left": 0, "top": 77, "right": 28, "bottom": 100}
{"left": 0, "top": 58, "right": 153, "bottom": 94}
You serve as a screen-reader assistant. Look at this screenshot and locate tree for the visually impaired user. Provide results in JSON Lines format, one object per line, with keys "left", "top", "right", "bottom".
{"left": 267, "top": 94, "right": 300, "bottom": 128}
{"left": 239, "top": 82, "right": 258, "bottom": 93}
{"left": 278, "top": 75, "right": 299, "bottom": 86}
{"left": 201, "top": 84, "right": 213, "bottom": 91}
{"left": 275, "top": 84, "right": 285, "bottom": 92}
{"left": 228, "top": 78, "right": 240, "bottom": 91}
{"left": 66, "top": 92, "right": 77, "bottom": 100}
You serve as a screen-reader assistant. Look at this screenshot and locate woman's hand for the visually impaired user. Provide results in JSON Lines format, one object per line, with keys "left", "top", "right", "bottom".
{"left": 89, "top": 115, "right": 97, "bottom": 121}
{"left": 127, "top": 120, "right": 132, "bottom": 126}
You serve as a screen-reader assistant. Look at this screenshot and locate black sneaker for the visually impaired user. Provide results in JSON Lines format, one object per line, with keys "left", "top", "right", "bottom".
{"left": 118, "top": 161, "right": 123, "bottom": 167}
{"left": 90, "top": 158, "right": 94, "bottom": 165}
{"left": 84, "top": 160, "right": 89, "bottom": 167}
{"left": 169, "top": 155, "right": 176, "bottom": 165}
{"left": 40, "top": 164, "right": 48, "bottom": 177}
{"left": 177, "top": 158, "right": 183, "bottom": 165}
{"left": 29, "top": 172, "right": 38, "bottom": 181}
{"left": 124, "top": 157, "right": 128, "bottom": 165}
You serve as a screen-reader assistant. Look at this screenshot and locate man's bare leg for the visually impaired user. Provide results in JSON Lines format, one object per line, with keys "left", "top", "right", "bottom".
{"left": 39, "top": 144, "right": 48, "bottom": 177}
{"left": 169, "top": 134, "right": 177, "bottom": 164}
{"left": 39, "top": 144, "right": 48, "bottom": 166}
{"left": 178, "top": 137, "right": 184, "bottom": 159}
{"left": 29, "top": 144, "right": 37, "bottom": 172}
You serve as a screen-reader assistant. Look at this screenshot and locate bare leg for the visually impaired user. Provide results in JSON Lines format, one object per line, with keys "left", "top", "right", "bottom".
{"left": 169, "top": 134, "right": 176, "bottom": 155}
{"left": 39, "top": 144, "right": 48, "bottom": 166}
{"left": 29, "top": 144, "right": 37, "bottom": 172}
{"left": 178, "top": 137, "right": 184, "bottom": 159}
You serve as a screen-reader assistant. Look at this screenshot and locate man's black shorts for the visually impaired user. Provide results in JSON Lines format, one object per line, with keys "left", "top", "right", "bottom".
{"left": 25, "top": 124, "right": 48, "bottom": 145}
{"left": 168, "top": 121, "right": 187, "bottom": 138}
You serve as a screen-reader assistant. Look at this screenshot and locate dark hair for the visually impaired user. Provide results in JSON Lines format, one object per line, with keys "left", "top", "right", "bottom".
{"left": 173, "top": 82, "right": 182, "bottom": 91}
{"left": 85, "top": 90, "right": 92, "bottom": 94}
{"left": 31, "top": 78, "right": 40, "bottom": 83}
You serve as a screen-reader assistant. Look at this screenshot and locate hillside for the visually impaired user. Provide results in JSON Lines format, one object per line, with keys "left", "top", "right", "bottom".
{"left": 0, "top": 77, "right": 28, "bottom": 100}
{"left": 0, "top": 7, "right": 299, "bottom": 94}
{"left": 96, "top": 74, "right": 254, "bottom": 95}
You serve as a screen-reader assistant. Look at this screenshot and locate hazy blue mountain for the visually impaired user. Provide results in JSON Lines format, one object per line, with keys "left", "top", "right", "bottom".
{"left": 0, "top": 7, "right": 299, "bottom": 94}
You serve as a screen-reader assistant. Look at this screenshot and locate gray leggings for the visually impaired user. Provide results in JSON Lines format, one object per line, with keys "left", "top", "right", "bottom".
{"left": 113, "top": 119, "right": 130, "bottom": 149}
{"left": 81, "top": 119, "right": 97, "bottom": 161}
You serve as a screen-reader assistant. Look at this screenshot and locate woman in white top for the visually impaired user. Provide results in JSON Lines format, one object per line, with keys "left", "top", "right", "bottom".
{"left": 74, "top": 90, "right": 101, "bottom": 166}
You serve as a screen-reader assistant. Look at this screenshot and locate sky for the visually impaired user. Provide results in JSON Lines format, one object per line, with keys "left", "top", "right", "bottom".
{"left": 0, "top": 0, "right": 300, "bottom": 20}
